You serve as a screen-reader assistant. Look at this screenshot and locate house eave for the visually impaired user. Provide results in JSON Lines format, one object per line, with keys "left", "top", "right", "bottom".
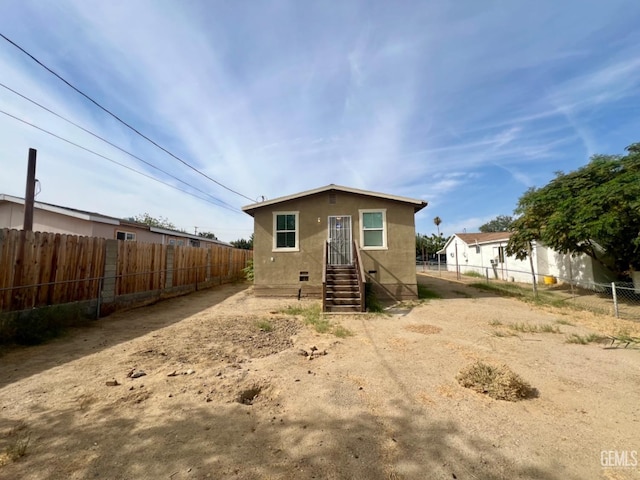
{"left": 242, "top": 184, "right": 427, "bottom": 216}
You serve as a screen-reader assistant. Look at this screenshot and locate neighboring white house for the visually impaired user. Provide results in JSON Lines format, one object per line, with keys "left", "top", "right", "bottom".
{"left": 438, "top": 232, "right": 615, "bottom": 286}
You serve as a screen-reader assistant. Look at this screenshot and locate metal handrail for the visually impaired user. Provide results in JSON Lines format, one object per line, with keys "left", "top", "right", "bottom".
{"left": 352, "top": 241, "right": 366, "bottom": 312}
{"left": 322, "top": 240, "right": 328, "bottom": 312}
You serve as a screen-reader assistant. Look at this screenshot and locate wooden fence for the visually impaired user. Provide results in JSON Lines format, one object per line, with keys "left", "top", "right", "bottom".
{"left": 0, "top": 228, "right": 252, "bottom": 314}
{"left": 116, "top": 241, "right": 167, "bottom": 296}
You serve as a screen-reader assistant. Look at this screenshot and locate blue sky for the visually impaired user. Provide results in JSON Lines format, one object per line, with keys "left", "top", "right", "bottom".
{"left": 1, "top": 1, "right": 639, "bottom": 242}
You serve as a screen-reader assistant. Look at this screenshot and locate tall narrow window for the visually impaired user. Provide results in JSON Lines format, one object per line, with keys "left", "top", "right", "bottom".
{"left": 359, "top": 209, "right": 387, "bottom": 249}
{"left": 273, "top": 212, "right": 299, "bottom": 251}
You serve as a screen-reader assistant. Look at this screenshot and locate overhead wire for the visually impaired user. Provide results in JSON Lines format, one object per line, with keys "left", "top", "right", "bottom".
{"left": 0, "top": 81, "right": 239, "bottom": 212}
{"left": 0, "top": 108, "right": 242, "bottom": 214}
{"left": 0, "top": 32, "right": 256, "bottom": 203}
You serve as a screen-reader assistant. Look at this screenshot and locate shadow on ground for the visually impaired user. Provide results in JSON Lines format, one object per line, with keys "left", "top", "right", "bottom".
{"left": 0, "top": 283, "right": 249, "bottom": 389}
{"left": 417, "top": 272, "right": 503, "bottom": 300}
{"left": 0, "top": 394, "right": 578, "bottom": 480}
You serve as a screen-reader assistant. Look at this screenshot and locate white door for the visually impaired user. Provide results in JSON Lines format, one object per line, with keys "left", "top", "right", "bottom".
{"left": 328, "top": 216, "right": 352, "bottom": 265}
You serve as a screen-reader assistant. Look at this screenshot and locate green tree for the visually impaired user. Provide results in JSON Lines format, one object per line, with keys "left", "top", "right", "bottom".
{"left": 416, "top": 234, "right": 427, "bottom": 257}
{"left": 433, "top": 216, "right": 442, "bottom": 236}
{"left": 416, "top": 233, "right": 447, "bottom": 258}
{"left": 506, "top": 143, "right": 640, "bottom": 278}
{"left": 479, "top": 215, "right": 514, "bottom": 232}
{"left": 230, "top": 234, "right": 254, "bottom": 250}
{"left": 198, "top": 231, "right": 218, "bottom": 240}
{"left": 127, "top": 213, "right": 176, "bottom": 230}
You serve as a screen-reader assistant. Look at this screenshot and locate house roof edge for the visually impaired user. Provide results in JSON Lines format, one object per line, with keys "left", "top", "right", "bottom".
{"left": 242, "top": 184, "right": 427, "bottom": 216}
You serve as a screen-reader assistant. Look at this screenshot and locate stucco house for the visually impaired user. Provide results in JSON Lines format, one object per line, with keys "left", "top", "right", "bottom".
{"left": 242, "top": 184, "right": 427, "bottom": 312}
{"left": 0, "top": 193, "right": 228, "bottom": 247}
{"left": 439, "top": 232, "right": 615, "bottom": 286}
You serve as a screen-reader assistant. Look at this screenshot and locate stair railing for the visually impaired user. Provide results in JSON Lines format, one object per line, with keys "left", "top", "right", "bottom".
{"left": 322, "top": 240, "right": 328, "bottom": 312}
{"left": 352, "top": 241, "right": 366, "bottom": 312}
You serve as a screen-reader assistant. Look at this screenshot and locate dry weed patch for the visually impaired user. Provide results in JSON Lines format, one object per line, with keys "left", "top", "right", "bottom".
{"left": 404, "top": 324, "right": 442, "bottom": 335}
{"left": 0, "top": 421, "right": 31, "bottom": 466}
{"left": 456, "top": 361, "right": 535, "bottom": 401}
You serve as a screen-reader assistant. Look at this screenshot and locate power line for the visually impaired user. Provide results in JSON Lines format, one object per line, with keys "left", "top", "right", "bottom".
{"left": 0, "top": 108, "right": 242, "bottom": 214}
{"left": 0, "top": 32, "right": 256, "bottom": 203}
{"left": 0, "top": 81, "right": 238, "bottom": 212}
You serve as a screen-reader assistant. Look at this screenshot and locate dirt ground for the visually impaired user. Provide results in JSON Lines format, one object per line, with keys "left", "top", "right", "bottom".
{"left": 1, "top": 274, "right": 639, "bottom": 480}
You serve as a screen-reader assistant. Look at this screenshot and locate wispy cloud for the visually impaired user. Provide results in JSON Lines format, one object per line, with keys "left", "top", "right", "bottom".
{"left": 1, "top": 0, "right": 639, "bottom": 240}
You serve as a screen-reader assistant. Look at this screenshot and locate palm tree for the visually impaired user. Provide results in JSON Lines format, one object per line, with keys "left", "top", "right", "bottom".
{"left": 433, "top": 216, "right": 442, "bottom": 236}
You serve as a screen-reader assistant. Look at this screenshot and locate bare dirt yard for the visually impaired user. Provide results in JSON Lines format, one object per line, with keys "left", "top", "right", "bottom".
{"left": 1, "top": 274, "right": 639, "bottom": 480}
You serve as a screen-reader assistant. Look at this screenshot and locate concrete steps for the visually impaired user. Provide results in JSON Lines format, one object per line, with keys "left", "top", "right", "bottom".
{"left": 325, "top": 265, "right": 362, "bottom": 313}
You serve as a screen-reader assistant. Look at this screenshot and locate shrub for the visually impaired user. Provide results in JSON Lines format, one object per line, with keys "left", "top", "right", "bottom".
{"left": 365, "top": 283, "right": 384, "bottom": 312}
{"left": 456, "top": 361, "right": 535, "bottom": 401}
{"left": 243, "top": 259, "right": 254, "bottom": 281}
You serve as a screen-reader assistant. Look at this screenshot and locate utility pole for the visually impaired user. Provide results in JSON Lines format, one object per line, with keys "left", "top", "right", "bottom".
{"left": 23, "top": 148, "right": 37, "bottom": 231}
{"left": 194, "top": 226, "right": 198, "bottom": 235}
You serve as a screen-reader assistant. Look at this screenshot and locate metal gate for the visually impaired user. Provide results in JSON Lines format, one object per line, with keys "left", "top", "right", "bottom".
{"left": 328, "top": 216, "right": 352, "bottom": 265}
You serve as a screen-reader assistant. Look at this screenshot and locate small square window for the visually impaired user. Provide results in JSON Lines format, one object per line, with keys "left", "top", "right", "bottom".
{"left": 116, "top": 231, "right": 136, "bottom": 241}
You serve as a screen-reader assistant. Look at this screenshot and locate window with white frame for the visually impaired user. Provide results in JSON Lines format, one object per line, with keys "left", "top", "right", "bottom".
{"left": 360, "top": 209, "right": 387, "bottom": 249}
{"left": 273, "top": 212, "right": 299, "bottom": 251}
{"left": 116, "top": 230, "right": 136, "bottom": 241}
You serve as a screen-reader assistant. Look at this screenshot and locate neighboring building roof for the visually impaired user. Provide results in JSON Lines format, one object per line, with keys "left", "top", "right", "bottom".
{"left": 437, "top": 232, "right": 512, "bottom": 254}
{"left": 242, "top": 184, "right": 428, "bottom": 216}
{"left": 455, "top": 232, "right": 512, "bottom": 245}
{"left": 0, "top": 193, "right": 230, "bottom": 246}
{"left": 1, "top": 193, "right": 120, "bottom": 225}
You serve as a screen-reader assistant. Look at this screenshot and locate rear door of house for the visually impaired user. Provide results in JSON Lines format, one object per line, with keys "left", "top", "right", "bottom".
{"left": 328, "top": 216, "right": 352, "bottom": 265}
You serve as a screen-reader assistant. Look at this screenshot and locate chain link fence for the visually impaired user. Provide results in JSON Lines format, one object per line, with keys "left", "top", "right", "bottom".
{"left": 0, "top": 261, "right": 250, "bottom": 345}
{"left": 417, "top": 261, "right": 640, "bottom": 321}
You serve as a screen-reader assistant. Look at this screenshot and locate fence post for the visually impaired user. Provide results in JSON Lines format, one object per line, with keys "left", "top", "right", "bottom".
{"left": 96, "top": 277, "right": 103, "bottom": 319}
{"left": 485, "top": 268, "right": 489, "bottom": 283}
{"left": 206, "top": 248, "right": 211, "bottom": 281}
{"left": 165, "top": 245, "right": 174, "bottom": 291}
{"left": 611, "top": 282, "right": 619, "bottom": 318}
{"left": 101, "top": 239, "right": 118, "bottom": 307}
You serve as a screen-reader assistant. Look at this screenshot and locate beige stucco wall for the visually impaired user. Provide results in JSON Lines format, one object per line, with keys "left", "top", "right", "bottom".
{"left": 1, "top": 203, "right": 177, "bottom": 245}
{"left": 0, "top": 203, "right": 95, "bottom": 236}
{"left": 250, "top": 190, "right": 419, "bottom": 300}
